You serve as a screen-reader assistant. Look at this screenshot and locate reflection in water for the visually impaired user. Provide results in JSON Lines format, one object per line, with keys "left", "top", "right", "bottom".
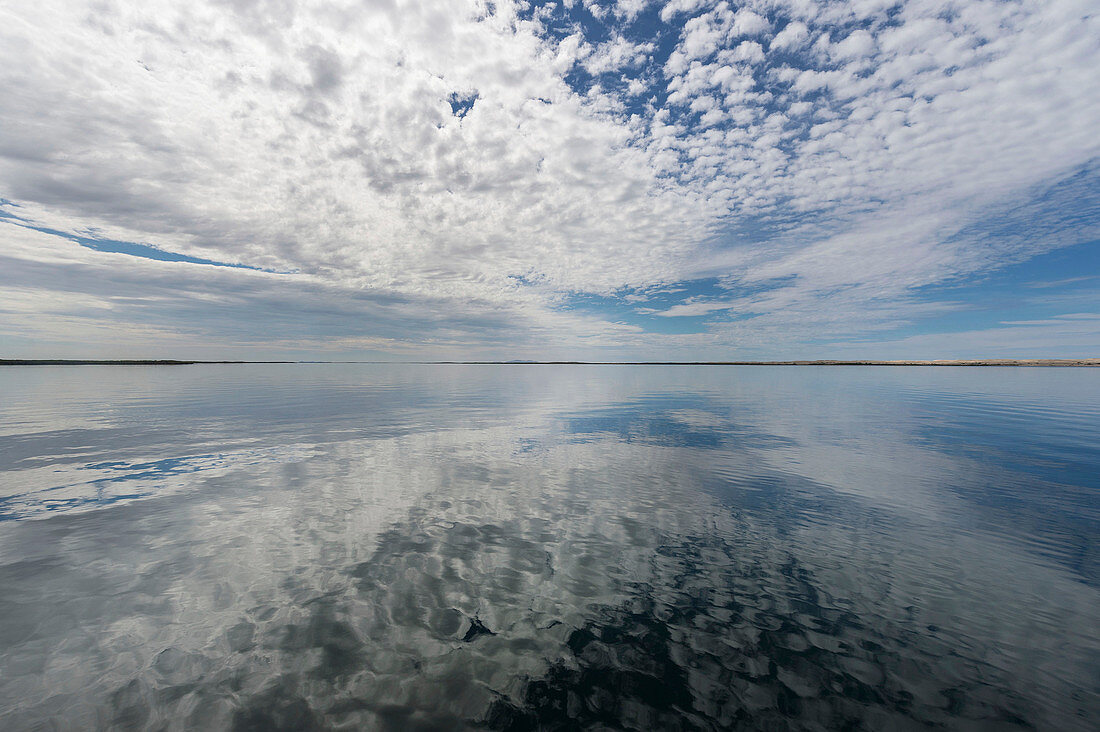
{"left": 0, "top": 365, "right": 1097, "bottom": 730}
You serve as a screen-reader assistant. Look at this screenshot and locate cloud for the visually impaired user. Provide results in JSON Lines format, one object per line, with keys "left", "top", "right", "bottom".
{"left": 0, "top": 0, "right": 1098, "bottom": 358}
{"left": 770, "top": 21, "right": 809, "bottom": 51}
{"left": 0, "top": 222, "right": 649, "bottom": 360}
{"left": 832, "top": 29, "right": 875, "bottom": 59}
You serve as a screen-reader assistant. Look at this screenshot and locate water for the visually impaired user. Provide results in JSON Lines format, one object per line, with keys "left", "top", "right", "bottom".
{"left": 0, "top": 365, "right": 1097, "bottom": 731}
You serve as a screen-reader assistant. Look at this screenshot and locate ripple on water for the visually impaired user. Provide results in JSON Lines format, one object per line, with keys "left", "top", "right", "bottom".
{"left": 0, "top": 365, "right": 1096, "bottom": 730}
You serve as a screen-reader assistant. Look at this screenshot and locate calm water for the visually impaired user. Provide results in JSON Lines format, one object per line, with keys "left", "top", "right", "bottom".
{"left": 0, "top": 365, "right": 1097, "bottom": 731}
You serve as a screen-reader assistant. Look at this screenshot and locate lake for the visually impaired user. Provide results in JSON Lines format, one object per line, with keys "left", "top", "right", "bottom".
{"left": 0, "top": 365, "right": 1097, "bottom": 730}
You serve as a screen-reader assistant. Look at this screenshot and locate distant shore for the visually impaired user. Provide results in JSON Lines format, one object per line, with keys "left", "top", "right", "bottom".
{"left": 3, "top": 359, "right": 1098, "bottom": 367}
{"left": 1, "top": 359, "right": 218, "bottom": 366}
{"left": 447, "top": 359, "right": 1100, "bottom": 367}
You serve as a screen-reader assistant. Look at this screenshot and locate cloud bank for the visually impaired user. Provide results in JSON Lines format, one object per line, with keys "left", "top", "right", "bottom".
{"left": 1, "top": 0, "right": 1098, "bottom": 358}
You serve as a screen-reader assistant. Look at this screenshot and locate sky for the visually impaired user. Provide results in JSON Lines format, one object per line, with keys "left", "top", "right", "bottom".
{"left": 1, "top": 0, "right": 1098, "bottom": 361}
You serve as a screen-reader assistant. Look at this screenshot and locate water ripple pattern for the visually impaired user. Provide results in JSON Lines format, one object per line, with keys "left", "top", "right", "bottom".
{"left": 0, "top": 364, "right": 1097, "bottom": 730}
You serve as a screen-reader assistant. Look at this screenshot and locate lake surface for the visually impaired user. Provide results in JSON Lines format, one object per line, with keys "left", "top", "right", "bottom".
{"left": 0, "top": 365, "right": 1097, "bottom": 730}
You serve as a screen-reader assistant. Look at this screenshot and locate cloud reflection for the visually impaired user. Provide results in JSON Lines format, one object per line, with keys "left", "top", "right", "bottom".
{"left": 0, "top": 365, "right": 1096, "bottom": 730}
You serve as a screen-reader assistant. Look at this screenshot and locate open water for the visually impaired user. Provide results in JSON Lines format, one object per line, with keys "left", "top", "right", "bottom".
{"left": 0, "top": 364, "right": 1097, "bottom": 730}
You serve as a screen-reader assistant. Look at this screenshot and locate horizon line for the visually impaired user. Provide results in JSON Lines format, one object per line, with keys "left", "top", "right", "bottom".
{"left": 2, "top": 358, "right": 1099, "bottom": 367}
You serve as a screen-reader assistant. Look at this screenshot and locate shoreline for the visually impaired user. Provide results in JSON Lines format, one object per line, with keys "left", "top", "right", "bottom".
{"left": 2, "top": 359, "right": 1098, "bottom": 367}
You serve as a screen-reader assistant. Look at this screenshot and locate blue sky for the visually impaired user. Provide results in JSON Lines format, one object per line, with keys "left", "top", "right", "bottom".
{"left": 0, "top": 0, "right": 1097, "bottom": 359}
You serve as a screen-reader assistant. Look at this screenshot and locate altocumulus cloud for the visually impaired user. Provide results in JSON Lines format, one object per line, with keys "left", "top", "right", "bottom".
{"left": 0, "top": 0, "right": 1097, "bottom": 359}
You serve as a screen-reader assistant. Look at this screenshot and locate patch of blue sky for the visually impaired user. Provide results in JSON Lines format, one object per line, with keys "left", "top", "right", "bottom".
{"left": 881, "top": 241, "right": 1100, "bottom": 341}
{"left": 1, "top": 204, "right": 270, "bottom": 272}
{"left": 448, "top": 91, "right": 478, "bottom": 118}
{"left": 0, "top": 198, "right": 23, "bottom": 219}
{"left": 557, "top": 277, "right": 756, "bottom": 333}
{"left": 818, "top": 163, "right": 1100, "bottom": 342}
{"left": 808, "top": 251, "right": 1096, "bottom": 352}
{"left": 557, "top": 292, "right": 707, "bottom": 334}
{"left": 950, "top": 163, "right": 1100, "bottom": 256}
{"left": 75, "top": 234, "right": 267, "bottom": 270}
{"left": 906, "top": 161, "right": 1100, "bottom": 321}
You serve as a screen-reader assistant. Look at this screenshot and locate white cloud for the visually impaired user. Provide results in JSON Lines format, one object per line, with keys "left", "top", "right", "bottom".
{"left": 614, "top": 0, "right": 653, "bottom": 22}
{"left": 832, "top": 29, "right": 876, "bottom": 59}
{"left": 770, "top": 21, "right": 810, "bottom": 51}
{"left": 0, "top": 0, "right": 1098, "bottom": 358}
{"left": 659, "top": 0, "right": 708, "bottom": 23}
{"left": 730, "top": 9, "right": 770, "bottom": 38}
{"left": 582, "top": 36, "right": 655, "bottom": 75}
